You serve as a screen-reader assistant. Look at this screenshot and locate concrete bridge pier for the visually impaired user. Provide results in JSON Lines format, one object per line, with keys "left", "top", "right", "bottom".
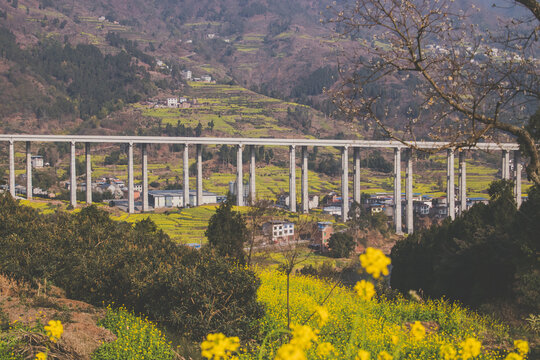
{"left": 237, "top": 144, "right": 243, "bottom": 206}
{"left": 341, "top": 146, "right": 349, "bottom": 222}
{"left": 85, "top": 143, "right": 92, "bottom": 204}
{"left": 394, "top": 148, "right": 402, "bottom": 234}
{"left": 183, "top": 144, "right": 190, "bottom": 207}
{"left": 514, "top": 151, "right": 522, "bottom": 207}
{"left": 197, "top": 144, "right": 203, "bottom": 206}
{"left": 289, "top": 145, "right": 296, "bottom": 213}
{"left": 26, "top": 141, "right": 33, "bottom": 200}
{"left": 9, "top": 140, "right": 15, "bottom": 197}
{"left": 128, "top": 142, "right": 134, "bottom": 214}
{"left": 447, "top": 149, "right": 455, "bottom": 220}
{"left": 458, "top": 150, "right": 467, "bottom": 215}
{"left": 301, "top": 146, "right": 309, "bottom": 213}
{"left": 250, "top": 145, "right": 256, "bottom": 204}
{"left": 70, "top": 141, "right": 77, "bottom": 207}
{"left": 141, "top": 144, "right": 148, "bottom": 212}
{"left": 502, "top": 150, "right": 510, "bottom": 180}
{"left": 405, "top": 149, "right": 413, "bottom": 234}
{"left": 353, "top": 147, "right": 361, "bottom": 206}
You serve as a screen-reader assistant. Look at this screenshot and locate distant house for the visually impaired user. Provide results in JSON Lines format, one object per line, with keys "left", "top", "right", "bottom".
{"left": 262, "top": 220, "right": 295, "bottom": 243}
{"left": 467, "top": 197, "right": 488, "bottom": 209}
{"left": 201, "top": 75, "right": 212, "bottom": 83}
{"left": 31, "top": 155, "right": 44, "bottom": 168}
{"left": 181, "top": 70, "right": 192, "bottom": 80}
{"left": 149, "top": 190, "right": 218, "bottom": 209}
{"left": 413, "top": 200, "right": 432, "bottom": 215}
{"left": 313, "top": 222, "right": 333, "bottom": 249}
{"left": 98, "top": 16, "right": 106, "bottom": 21}
{"left": 368, "top": 203, "right": 385, "bottom": 214}
{"left": 322, "top": 206, "right": 341, "bottom": 216}
{"left": 167, "top": 98, "right": 178, "bottom": 108}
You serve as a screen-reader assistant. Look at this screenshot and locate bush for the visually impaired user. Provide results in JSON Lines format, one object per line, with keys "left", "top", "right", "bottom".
{"left": 391, "top": 181, "right": 539, "bottom": 313}
{"left": 0, "top": 195, "right": 263, "bottom": 340}
{"left": 328, "top": 232, "right": 355, "bottom": 258}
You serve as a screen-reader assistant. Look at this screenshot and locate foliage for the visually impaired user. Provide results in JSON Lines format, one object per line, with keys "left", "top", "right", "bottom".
{"left": 0, "top": 27, "right": 153, "bottom": 120}
{"left": 291, "top": 66, "right": 338, "bottom": 97}
{"left": 248, "top": 270, "right": 513, "bottom": 359}
{"left": 205, "top": 195, "right": 249, "bottom": 264}
{"left": 391, "top": 181, "right": 539, "bottom": 313}
{"left": 0, "top": 195, "right": 263, "bottom": 340}
{"left": 92, "top": 305, "right": 178, "bottom": 360}
{"left": 327, "top": 232, "right": 355, "bottom": 258}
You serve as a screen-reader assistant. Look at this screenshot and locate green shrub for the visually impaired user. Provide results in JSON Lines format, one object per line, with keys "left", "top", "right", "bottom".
{"left": 391, "top": 181, "right": 539, "bottom": 313}
{"left": 0, "top": 195, "right": 263, "bottom": 340}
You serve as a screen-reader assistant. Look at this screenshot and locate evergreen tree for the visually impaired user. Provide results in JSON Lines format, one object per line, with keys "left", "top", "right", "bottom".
{"left": 328, "top": 232, "right": 356, "bottom": 258}
{"left": 205, "top": 195, "right": 248, "bottom": 264}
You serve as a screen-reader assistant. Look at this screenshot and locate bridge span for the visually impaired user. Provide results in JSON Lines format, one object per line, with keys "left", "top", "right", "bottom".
{"left": 0, "top": 135, "right": 522, "bottom": 235}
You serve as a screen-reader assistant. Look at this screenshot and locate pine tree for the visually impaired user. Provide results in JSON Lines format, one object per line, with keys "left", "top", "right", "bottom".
{"left": 205, "top": 195, "right": 248, "bottom": 264}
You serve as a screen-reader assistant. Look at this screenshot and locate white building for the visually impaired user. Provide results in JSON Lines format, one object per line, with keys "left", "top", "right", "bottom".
{"left": 201, "top": 75, "right": 212, "bottom": 83}
{"left": 181, "top": 70, "right": 192, "bottom": 80}
{"left": 149, "top": 190, "right": 218, "bottom": 209}
{"left": 167, "top": 98, "right": 178, "bottom": 108}
{"left": 31, "top": 155, "right": 44, "bottom": 168}
{"left": 262, "top": 220, "right": 295, "bottom": 243}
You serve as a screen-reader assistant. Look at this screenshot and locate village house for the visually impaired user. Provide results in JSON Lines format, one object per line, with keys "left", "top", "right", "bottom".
{"left": 31, "top": 155, "right": 44, "bottom": 168}
{"left": 149, "top": 190, "right": 218, "bottom": 209}
{"left": 167, "top": 98, "right": 178, "bottom": 108}
{"left": 312, "top": 222, "right": 333, "bottom": 250}
{"left": 262, "top": 220, "right": 295, "bottom": 243}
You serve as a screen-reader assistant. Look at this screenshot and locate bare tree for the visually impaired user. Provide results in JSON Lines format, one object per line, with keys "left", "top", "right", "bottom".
{"left": 328, "top": 0, "right": 540, "bottom": 184}
{"left": 244, "top": 199, "right": 275, "bottom": 266}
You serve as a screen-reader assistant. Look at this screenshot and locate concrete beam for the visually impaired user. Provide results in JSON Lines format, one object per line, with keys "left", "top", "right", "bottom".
{"left": 514, "top": 151, "right": 522, "bottom": 208}
{"left": 447, "top": 149, "right": 455, "bottom": 220}
{"left": 9, "top": 140, "right": 15, "bottom": 197}
{"left": 405, "top": 149, "right": 413, "bottom": 234}
{"left": 85, "top": 143, "right": 92, "bottom": 204}
{"left": 341, "top": 146, "right": 349, "bottom": 222}
{"left": 0, "top": 134, "right": 519, "bottom": 151}
{"left": 128, "top": 142, "right": 134, "bottom": 214}
{"left": 301, "top": 146, "right": 309, "bottom": 213}
{"left": 394, "top": 148, "right": 402, "bottom": 234}
{"left": 197, "top": 144, "right": 203, "bottom": 206}
{"left": 502, "top": 150, "right": 510, "bottom": 180}
{"left": 289, "top": 145, "right": 296, "bottom": 213}
{"left": 141, "top": 144, "right": 148, "bottom": 212}
{"left": 353, "top": 147, "right": 361, "bottom": 205}
{"left": 237, "top": 144, "right": 243, "bottom": 206}
{"left": 26, "top": 141, "right": 32, "bottom": 200}
{"left": 183, "top": 144, "right": 189, "bottom": 207}
{"left": 458, "top": 150, "right": 467, "bottom": 215}
{"left": 250, "top": 145, "right": 256, "bottom": 204}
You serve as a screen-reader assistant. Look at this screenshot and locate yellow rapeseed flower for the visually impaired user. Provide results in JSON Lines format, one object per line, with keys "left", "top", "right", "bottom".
{"left": 440, "top": 344, "right": 457, "bottom": 360}
{"left": 377, "top": 350, "right": 393, "bottom": 360}
{"left": 514, "top": 340, "right": 529, "bottom": 356}
{"left": 290, "top": 323, "right": 318, "bottom": 350}
{"left": 201, "top": 333, "right": 240, "bottom": 360}
{"left": 316, "top": 342, "right": 334, "bottom": 357}
{"left": 35, "top": 352, "right": 47, "bottom": 360}
{"left": 354, "top": 280, "right": 376, "bottom": 301}
{"left": 460, "top": 338, "right": 482, "bottom": 360}
{"left": 275, "top": 343, "right": 305, "bottom": 360}
{"left": 359, "top": 248, "right": 391, "bottom": 279}
{"left": 505, "top": 353, "right": 523, "bottom": 360}
{"left": 410, "top": 321, "right": 426, "bottom": 341}
{"left": 315, "top": 306, "right": 329, "bottom": 327}
{"left": 356, "top": 349, "right": 370, "bottom": 360}
{"left": 44, "top": 320, "right": 63, "bottom": 343}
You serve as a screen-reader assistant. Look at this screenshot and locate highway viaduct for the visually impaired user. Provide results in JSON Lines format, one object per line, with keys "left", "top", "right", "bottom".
{"left": 0, "top": 135, "right": 522, "bottom": 235}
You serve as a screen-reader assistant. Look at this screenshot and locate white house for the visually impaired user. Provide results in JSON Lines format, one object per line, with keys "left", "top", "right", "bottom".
{"left": 201, "top": 75, "right": 212, "bottom": 83}
{"left": 149, "top": 190, "right": 218, "bottom": 209}
{"left": 167, "top": 98, "right": 178, "bottom": 108}
{"left": 181, "top": 70, "right": 192, "bottom": 80}
{"left": 31, "top": 155, "right": 44, "bottom": 168}
{"left": 262, "top": 220, "right": 295, "bottom": 243}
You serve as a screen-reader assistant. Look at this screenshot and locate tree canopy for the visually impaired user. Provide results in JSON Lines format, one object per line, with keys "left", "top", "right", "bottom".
{"left": 329, "top": 0, "right": 540, "bottom": 184}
